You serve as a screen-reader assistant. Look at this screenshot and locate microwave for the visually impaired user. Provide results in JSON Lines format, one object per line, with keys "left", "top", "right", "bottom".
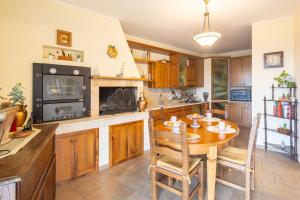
{"left": 230, "top": 89, "right": 251, "bottom": 102}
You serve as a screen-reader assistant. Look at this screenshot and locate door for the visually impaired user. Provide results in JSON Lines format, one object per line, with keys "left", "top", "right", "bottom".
{"left": 55, "top": 136, "right": 75, "bottom": 182}
{"left": 228, "top": 102, "right": 242, "bottom": 124}
{"left": 127, "top": 121, "right": 144, "bottom": 158}
{"left": 110, "top": 124, "right": 128, "bottom": 166}
{"left": 230, "top": 57, "right": 242, "bottom": 87}
{"left": 242, "top": 56, "right": 252, "bottom": 86}
{"left": 74, "top": 129, "right": 98, "bottom": 176}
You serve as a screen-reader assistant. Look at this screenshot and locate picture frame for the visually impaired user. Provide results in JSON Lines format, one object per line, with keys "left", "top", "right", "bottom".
{"left": 264, "top": 51, "right": 284, "bottom": 69}
{"left": 57, "top": 29, "right": 72, "bottom": 47}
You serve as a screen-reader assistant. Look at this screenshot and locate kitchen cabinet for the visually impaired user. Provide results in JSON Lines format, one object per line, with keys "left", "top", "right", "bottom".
{"left": 0, "top": 124, "right": 58, "bottom": 200}
{"left": 110, "top": 121, "right": 144, "bottom": 166}
{"left": 169, "top": 55, "right": 180, "bottom": 88}
{"left": 149, "top": 61, "right": 170, "bottom": 88}
{"left": 187, "top": 58, "right": 204, "bottom": 87}
{"left": 230, "top": 56, "right": 252, "bottom": 87}
{"left": 36, "top": 157, "right": 56, "bottom": 200}
{"left": 228, "top": 102, "right": 252, "bottom": 127}
{"left": 56, "top": 129, "right": 99, "bottom": 182}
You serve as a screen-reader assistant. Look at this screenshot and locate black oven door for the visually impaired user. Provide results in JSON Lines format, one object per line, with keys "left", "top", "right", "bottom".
{"left": 43, "top": 102, "right": 86, "bottom": 122}
{"left": 43, "top": 75, "right": 85, "bottom": 101}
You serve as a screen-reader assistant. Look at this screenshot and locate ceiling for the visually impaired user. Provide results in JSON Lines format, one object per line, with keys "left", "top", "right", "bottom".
{"left": 59, "top": 0, "right": 300, "bottom": 54}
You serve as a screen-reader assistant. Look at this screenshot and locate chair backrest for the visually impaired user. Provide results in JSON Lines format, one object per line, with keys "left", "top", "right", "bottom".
{"left": 245, "top": 113, "right": 261, "bottom": 167}
{"left": 0, "top": 106, "right": 18, "bottom": 144}
{"left": 211, "top": 104, "right": 228, "bottom": 119}
{"left": 148, "top": 118, "right": 190, "bottom": 175}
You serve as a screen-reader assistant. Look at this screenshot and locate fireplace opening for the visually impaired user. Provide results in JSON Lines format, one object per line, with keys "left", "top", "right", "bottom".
{"left": 99, "top": 87, "right": 137, "bottom": 115}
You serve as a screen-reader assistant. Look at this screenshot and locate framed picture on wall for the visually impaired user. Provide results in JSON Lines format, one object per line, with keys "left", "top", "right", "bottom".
{"left": 57, "top": 29, "right": 72, "bottom": 47}
{"left": 264, "top": 51, "right": 284, "bottom": 69}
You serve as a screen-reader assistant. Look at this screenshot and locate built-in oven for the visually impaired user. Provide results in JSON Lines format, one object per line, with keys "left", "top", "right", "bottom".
{"left": 230, "top": 89, "right": 251, "bottom": 102}
{"left": 33, "top": 63, "right": 91, "bottom": 123}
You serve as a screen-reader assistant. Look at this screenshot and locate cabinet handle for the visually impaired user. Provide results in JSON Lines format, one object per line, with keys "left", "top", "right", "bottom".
{"left": 70, "top": 139, "right": 73, "bottom": 143}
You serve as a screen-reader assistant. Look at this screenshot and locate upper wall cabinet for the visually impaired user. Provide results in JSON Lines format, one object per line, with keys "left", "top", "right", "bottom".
{"left": 148, "top": 61, "right": 170, "bottom": 88}
{"left": 187, "top": 58, "right": 204, "bottom": 87}
{"left": 230, "top": 56, "right": 252, "bottom": 87}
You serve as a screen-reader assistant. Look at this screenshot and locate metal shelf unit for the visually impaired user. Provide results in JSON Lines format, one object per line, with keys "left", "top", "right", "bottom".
{"left": 263, "top": 85, "right": 298, "bottom": 161}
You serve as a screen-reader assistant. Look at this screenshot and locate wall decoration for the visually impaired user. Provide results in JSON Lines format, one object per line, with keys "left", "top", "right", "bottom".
{"left": 264, "top": 51, "right": 284, "bottom": 69}
{"left": 57, "top": 29, "right": 72, "bottom": 47}
{"left": 107, "top": 45, "right": 118, "bottom": 58}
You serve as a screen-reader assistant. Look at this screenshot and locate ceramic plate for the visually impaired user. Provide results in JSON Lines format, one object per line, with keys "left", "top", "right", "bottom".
{"left": 206, "top": 126, "right": 236, "bottom": 134}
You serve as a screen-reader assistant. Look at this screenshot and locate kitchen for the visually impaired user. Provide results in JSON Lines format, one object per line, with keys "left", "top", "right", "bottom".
{"left": 0, "top": 0, "right": 300, "bottom": 200}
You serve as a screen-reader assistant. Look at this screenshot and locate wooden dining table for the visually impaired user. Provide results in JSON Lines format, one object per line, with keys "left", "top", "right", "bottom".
{"left": 154, "top": 118, "right": 239, "bottom": 200}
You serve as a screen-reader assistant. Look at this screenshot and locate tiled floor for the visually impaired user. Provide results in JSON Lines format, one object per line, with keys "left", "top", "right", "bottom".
{"left": 56, "top": 127, "right": 300, "bottom": 200}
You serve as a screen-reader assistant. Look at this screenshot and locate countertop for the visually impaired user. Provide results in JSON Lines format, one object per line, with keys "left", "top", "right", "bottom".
{"left": 147, "top": 102, "right": 209, "bottom": 111}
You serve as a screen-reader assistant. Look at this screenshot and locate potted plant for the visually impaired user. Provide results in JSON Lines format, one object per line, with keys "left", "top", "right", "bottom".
{"left": 0, "top": 87, "right": 11, "bottom": 110}
{"left": 273, "top": 70, "right": 296, "bottom": 88}
{"left": 8, "top": 83, "right": 27, "bottom": 127}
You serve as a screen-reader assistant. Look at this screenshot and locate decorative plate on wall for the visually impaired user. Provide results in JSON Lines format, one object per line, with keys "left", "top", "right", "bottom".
{"left": 264, "top": 51, "right": 284, "bottom": 69}
{"left": 107, "top": 45, "right": 118, "bottom": 58}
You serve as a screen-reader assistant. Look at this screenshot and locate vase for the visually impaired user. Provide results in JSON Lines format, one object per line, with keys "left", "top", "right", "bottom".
{"left": 15, "top": 105, "right": 28, "bottom": 127}
{"left": 137, "top": 92, "right": 147, "bottom": 112}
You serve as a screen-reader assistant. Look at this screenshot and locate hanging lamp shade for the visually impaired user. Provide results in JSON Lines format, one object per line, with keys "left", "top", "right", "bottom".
{"left": 193, "top": 0, "right": 221, "bottom": 46}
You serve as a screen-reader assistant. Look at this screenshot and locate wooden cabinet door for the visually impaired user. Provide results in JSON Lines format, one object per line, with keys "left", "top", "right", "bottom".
{"left": 154, "top": 62, "right": 169, "bottom": 88}
{"left": 127, "top": 121, "right": 144, "bottom": 159}
{"left": 183, "top": 106, "right": 194, "bottom": 116}
{"left": 56, "top": 136, "right": 75, "bottom": 182}
{"left": 241, "top": 103, "right": 252, "bottom": 127}
{"left": 165, "top": 107, "right": 184, "bottom": 120}
{"left": 195, "top": 58, "right": 204, "bottom": 87}
{"left": 169, "top": 54, "right": 179, "bottom": 88}
{"left": 242, "top": 56, "right": 252, "bottom": 86}
{"left": 228, "top": 102, "right": 242, "bottom": 124}
{"left": 187, "top": 58, "right": 197, "bottom": 86}
{"left": 110, "top": 125, "right": 128, "bottom": 166}
{"left": 230, "top": 58, "right": 242, "bottom": 87}
{"left": 36, "top": 157, "right": 55, "bottom": 200}
{"left": 74, "top": 129, "right": 98, "bottom": 176}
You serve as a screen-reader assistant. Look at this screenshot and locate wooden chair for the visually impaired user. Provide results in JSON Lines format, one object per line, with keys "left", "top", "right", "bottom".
{"left": 216, "top": 113, "right": 261, "bottom": 200}
{"left": 211, "top": 104, "right": 228, "bottom": 119}
{"left": 0, "top": 106, "right": 18, "bottom": 144}
{"left": 148, "top": 119, "right": 204, "bottom": 200}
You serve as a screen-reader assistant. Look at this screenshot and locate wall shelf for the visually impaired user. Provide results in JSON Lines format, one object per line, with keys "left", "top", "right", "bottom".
{"left": 91, "top": 75, "right": 152, "bottom": 82}
{"left": 42, "top": 45, "right": 84, "bottom": 62}
{"left": 134, "top": 58, "right": 155, "bottom": 64}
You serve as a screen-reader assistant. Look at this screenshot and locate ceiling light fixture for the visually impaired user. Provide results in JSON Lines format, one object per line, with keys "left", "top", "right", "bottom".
{"left": 193, "top": 0, "right": 221, "bottom": 47}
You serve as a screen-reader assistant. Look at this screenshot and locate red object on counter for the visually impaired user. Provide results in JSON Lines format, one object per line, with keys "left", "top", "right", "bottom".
{"left": 9, "top": 118, "right": 17, "bottom": 132}
{"left": 277, "top": 102, "right": 282, "bottom": 118}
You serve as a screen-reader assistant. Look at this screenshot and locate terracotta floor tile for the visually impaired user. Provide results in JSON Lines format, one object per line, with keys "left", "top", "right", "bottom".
{"left": 56, "top": 126, "right": 300, "bottom": 200}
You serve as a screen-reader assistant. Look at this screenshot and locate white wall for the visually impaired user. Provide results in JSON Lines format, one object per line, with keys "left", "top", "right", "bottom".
{"left": 252, "top": 16, "right": 296, "bottom": 148}
{"left": 294, "top": 7, "right": 300, "bottom": 159}
{"left": 0, "top": 0, "right": 139, "bottom": 113}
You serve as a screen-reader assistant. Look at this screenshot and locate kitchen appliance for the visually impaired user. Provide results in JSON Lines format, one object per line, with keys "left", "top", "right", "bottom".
{"left": 230, "top": 89, "right": 252, "bottom": 102}
{"left": 33, "top": 63, "right": 91, "bottom": 123}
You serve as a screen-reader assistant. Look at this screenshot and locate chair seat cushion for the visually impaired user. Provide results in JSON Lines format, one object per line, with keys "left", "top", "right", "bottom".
{"left": 157, "top": 155, "right": 201, "bottom": 175}
{"left": 218, "top": 146, "right": 247, "bottom": 165}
